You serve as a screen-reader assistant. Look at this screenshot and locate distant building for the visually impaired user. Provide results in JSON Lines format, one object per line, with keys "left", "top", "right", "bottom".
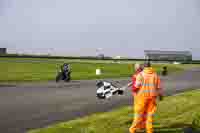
{"left": 0, "top": 48, "right": 7, "bottom": 54}
{"left": 97, "top": 54, "right": 105, "bottom": 59}
{"left": 114, "top": 56, "right": 121, "bottom": 59}
{"left": 144, "top": 50, "right": 192, "bottom": 62}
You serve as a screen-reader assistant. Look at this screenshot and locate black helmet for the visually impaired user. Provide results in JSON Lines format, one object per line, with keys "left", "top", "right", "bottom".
{"left": 63, "top": 63, "right": 69, "bottom": 66}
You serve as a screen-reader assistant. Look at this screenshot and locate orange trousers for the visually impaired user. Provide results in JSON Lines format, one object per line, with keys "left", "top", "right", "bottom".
{"left": 129, "top": 97, "right": 157, "bottom": 133}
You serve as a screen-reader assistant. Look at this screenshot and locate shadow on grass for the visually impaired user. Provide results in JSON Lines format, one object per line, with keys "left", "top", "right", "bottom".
{"left": 154, "top": 123, "right": 200, "bottom": 133}
{"left": 125, "top": 121, "right": 199, "bottom": 133}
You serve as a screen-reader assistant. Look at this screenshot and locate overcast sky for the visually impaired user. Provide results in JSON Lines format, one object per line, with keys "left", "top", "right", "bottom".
{"left": 0, "top": 0, "right": 200, "bottom": 59}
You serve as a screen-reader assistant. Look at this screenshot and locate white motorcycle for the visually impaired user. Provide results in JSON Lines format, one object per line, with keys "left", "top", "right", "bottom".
{"left": 96, "top": 81, "right": 125, "bottom": 99}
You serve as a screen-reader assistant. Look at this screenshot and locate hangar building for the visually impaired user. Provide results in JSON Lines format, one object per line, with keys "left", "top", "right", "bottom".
{"left": 144, "top": 50, "right": 192, "bottom": 62}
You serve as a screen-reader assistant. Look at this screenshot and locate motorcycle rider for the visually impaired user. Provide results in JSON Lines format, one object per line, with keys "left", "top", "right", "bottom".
{"left": 60, "top": 63, "right": 71, "bottom": 81}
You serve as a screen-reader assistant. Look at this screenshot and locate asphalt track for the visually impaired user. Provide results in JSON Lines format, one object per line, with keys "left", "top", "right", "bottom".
{"left": 0, "top": 68, "right": 200, "bottom": 133}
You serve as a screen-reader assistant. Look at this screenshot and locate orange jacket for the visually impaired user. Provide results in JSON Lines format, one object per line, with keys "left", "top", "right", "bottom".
{"left": 134, "top": 67, "right": 162, "bottom": 98}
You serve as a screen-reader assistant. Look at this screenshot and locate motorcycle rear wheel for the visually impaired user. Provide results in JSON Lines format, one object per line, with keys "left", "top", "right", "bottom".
{"left": 56, "top": 72, "right": 63, "bottom": 82}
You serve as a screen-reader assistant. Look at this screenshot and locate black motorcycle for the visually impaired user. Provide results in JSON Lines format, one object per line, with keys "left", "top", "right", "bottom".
{"left": 56, "top": 63, "right": 71, "bottom": 82}
{"left": 162, "top": 66, "right": 168, "bottom": 76}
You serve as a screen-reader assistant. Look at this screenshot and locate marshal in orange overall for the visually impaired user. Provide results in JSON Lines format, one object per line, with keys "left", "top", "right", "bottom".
{"left": 129, "top": 63, "right": 163, "bottom": 133}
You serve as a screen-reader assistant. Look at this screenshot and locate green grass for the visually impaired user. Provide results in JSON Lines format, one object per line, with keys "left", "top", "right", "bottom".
{"left": 28, "top": 89, "right": 200, "bottom": 133}
{"left": 0, "top": 57, "right": 142, "bottom": 64}
{"left": 0, "top": 57, "right": 194, "bottom": 82}
{"left": 1, "top": 61, "right": 135, "bottom": 82}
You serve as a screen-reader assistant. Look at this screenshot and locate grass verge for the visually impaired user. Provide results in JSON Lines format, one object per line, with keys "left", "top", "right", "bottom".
{"left": 28, "top": 89, "right": 200, "bottom": 133}
{"left": 0, "top": 57, "right": 187, "bottom": 82}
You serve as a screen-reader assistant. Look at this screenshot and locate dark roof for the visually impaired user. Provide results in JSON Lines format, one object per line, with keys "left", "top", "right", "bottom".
{"left": 144, "top": 50, "right": 192, "bottom": 56}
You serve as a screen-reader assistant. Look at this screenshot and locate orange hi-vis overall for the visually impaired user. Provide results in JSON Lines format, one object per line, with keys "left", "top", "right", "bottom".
{"left": 129, "top": 67, "right": 162, "bottom": 133}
